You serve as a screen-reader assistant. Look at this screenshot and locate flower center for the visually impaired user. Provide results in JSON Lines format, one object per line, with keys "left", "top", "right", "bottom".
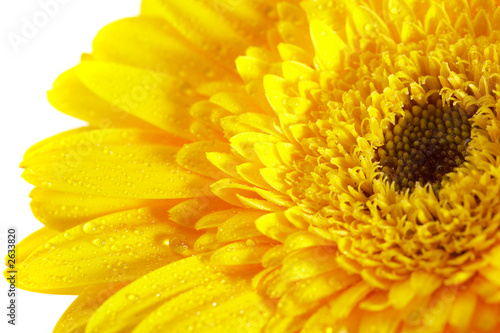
{"left": 377, "top": 101, "right": 472, "bottom": 192}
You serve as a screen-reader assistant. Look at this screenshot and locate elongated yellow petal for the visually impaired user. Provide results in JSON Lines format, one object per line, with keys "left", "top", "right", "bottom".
{"left": 22, "top": 128, "right": 185, "bottom": 163}
{"left": 176, "top": 140, "right": 230, "bottom": 179}
{"left": 263, "top": 313, "right": 308, "bottom": 333}
{"left": 253, "top": 142, "right": 286, "bottom": 168}
{"left": 236, "top": 56, "right": 275, "bottom": 82}
{"left": 4, "top": 227, "right": 58, "bottom": 267}
{"left": 284, "top": 231, "right": 331, "bottom": 252}
{"left": 211, "top": 178, "right": 264, "bottom": 206}
{"left": 329, "top": 281, "right": 373, "bottom": 321}
{"left": 389, "top": 279, "right": 416, "bottom": 309}
{"left": 425, "top": 3, "right": 450, "bottom": 34}
{"left": 22, "top": 128, "right": 185, "bottom": 165}
{"left": 141, "top": 0, "right": 249, "bottom": 71}
{"left": 134, "top": 281, "right": 273, "bottom": 333}
{"left": 449, "top": 289, "right": 477, "bottom": 329}
{"left": 302, "top": 304, "right": 362, "bottom": 333}
{"left": 220, "top": 113, "right": 282, "bottom": 137}
{"left": 168, "top": 197, "right": 231, "bottom": 228}
{"left": 473, "top": 9, "right": 492, "bottom": 36}
{"left": 216, "top": 210, "right": 266, "bottom": 242}
{"left": 236, "top": 163, "right": 273, "bottom": 189}
{"left": 358, "top": 308, "right": 400, "bottom": 333}
{"left": 30, "top": 188, "right": 177, "bottom": 231}
{"left": 277, "top": 269, "right": 359, "bottom": 316}
{"left": 211, "top": 240, "right": 274, "bottom": 265}
{"left": 193, "top": 231, "right": 222, "bottom": 253}
{"left": 410, "top": 271, "right": 442, "bottom": 297}
{"left": 22, "top": 129, "right": 212, "bottom": 199}
{"left": 255, "top": 212, "right": 300, "bottom": 242}
{"left": 206, "top": 152, "right": 243, "bottom": 179}
{"left": 196, "top": 208, "right": 245, "bottom": 229}
{"left": 75, "top": 61, "right": 200, "bottom": 139}
{"left": 132, "top": 277, "right": 248, "bottom": 331}
{"left": 280, "top": 247, "right": 337, "bottom": 283}
{"left": 18, "top": 207, "right": 198, "bottom": 292}
{"left": 92, "top": 17, "right": 238, "bottom": 87}
{"left": 48, "top": 68, "right": 154, "bottom": 129}
{"left": 86, "top": 254, "right": 228, "bottom": 333}
{"left": 212, "top": 91, "right": 266, "bottom": 115}
{"left": 277, "top": 2, "right": 314, "bottom": 53}
{"left": 349, "top": 5, "right": 391, "bottom": 39}
{"left": 54, "top": 282, "right": 127, "bottom": 333}
{"left": 277, "top": 43, "right": 314, "bottom": 67}
{"left": 230, "top": 132, "right": 281, "bottom": 162}
{"left": 310, "top": 20, "right": 347, "bottom": 71}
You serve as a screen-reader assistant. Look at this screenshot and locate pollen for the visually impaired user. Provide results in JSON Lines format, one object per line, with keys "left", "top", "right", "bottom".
{"left": 377, "top": 100, "right": 473, "bottom": 192}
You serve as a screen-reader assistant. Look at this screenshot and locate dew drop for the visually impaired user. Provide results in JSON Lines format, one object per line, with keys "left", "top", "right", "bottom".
{"left": 245, "top": 239, "right": 256, "bottom": 247}
{"left": 93, "top": 238, "right": 106, "bottom": 247}
{"left": 83, "top": 221, "right": 98, "bottom": 234}
{"left": 169, "top": 237, "right": 190, "bottom": 254}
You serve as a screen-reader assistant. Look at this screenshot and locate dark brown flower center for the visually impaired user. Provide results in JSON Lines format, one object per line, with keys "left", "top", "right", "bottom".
{"left": 377, "top": 101, "right": 472, "bottom": 192}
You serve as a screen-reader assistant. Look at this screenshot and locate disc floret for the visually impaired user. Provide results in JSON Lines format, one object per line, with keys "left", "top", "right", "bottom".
{"left": 377, "top": 100, "right": 472, "bottom": 192}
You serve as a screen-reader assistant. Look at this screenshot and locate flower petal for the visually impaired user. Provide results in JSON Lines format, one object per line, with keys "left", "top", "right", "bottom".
{"left": 358, "top": 307, "right": 400, "bottom": 333}
{"left": 4, "top": 227, "right": 58, "bottom": 267}
{"left": 329, "top": 281, "right": 374, "bottom": 321}
{"left": 176, "top": 140, "right": 231, "bottom": 178}
{"left": 168, "top": 197, "right": 231, "bottom": 228}
{"left": 310, "top": 20, "right": 347, "bottom": 71}
{"left": 141, "top": 0, "right": 249, "bottom": 71}
{"left": 86, "top": 254, "right": 253, "bottom": 332}
{"left": 255, "top": 212, "right": 300, "bottom": 242}
{"left": 134, "top": 279, "right": 273, "bottom": 333}
{"left": 410, "top": 271, "right": 442, "bottom": 297}
{"left": 22, "top": 128, "right": 212, "bottom": 199}
{"left": 75, "top": 61, "right": 200, "bottom": 139}
{"left": 280, "top": 247, "right": 338, "bottom": 283}
{"left": 53, "top": 282, "right": 127, "bottom": 333}
{"left": 92, "top": 17, "right": 239, "bottom": 87}
{"left": 211, "top": 240, "right": 274, "bottom": 265}
{"left": 216, "top": 210, "right": 266, "bottom": 242}
{"left": 48, "top": 68, "right": 154, "bottom": 129}
{"left": 30, "top": 188, "right": 177, "bottom": 231}
{"left": 17, "top": 207, "right": 199, "bottom": 292}
{"left": 448, "top": 289, "right": 477, "bottom": 329}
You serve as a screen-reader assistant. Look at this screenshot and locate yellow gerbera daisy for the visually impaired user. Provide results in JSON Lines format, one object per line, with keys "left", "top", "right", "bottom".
{"left": 10, "top": 0, "right": 500, "bottom": 331}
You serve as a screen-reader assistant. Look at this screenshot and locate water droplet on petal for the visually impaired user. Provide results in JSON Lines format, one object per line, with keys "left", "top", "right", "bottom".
{"left": 169, "top": 237, "right": 190, "bottom": 254}
{"left": 83, "top": 221, "right": 98, "bottom": 234}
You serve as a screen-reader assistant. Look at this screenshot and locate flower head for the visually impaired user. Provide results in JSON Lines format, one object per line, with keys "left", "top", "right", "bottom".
{"left": 11, "top": 0, "right": 500, "bottom": 332}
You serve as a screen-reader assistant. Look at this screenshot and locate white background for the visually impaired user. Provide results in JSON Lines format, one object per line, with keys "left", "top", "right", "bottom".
{"left": 0, "top": 1, "right": 142, "bottom": 332}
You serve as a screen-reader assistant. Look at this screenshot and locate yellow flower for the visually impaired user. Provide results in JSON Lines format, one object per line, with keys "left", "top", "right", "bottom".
{"left": 10, "top": 0, "right": 500, "bottom": 331}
